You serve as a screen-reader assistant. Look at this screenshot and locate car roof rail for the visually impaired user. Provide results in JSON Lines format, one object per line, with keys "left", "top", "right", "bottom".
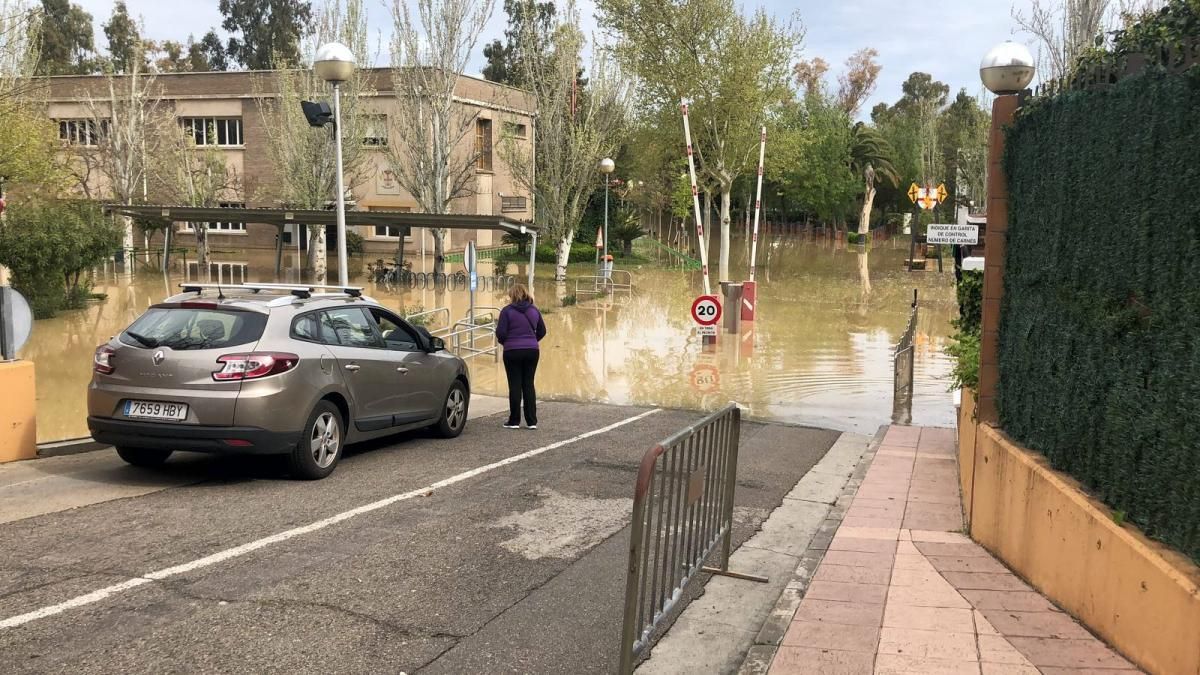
{"left": 178, "top": 283, "right": 364, "bottom": 300}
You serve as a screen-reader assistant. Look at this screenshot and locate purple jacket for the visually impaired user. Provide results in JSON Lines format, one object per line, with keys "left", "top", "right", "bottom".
{"left": 496, "top": 301, "right": 547, "bottom": 351}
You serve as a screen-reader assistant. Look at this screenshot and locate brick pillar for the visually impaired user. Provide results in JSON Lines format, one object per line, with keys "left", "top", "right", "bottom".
{"left": 977, "top": 94, "right": 1020, "bottom": 425}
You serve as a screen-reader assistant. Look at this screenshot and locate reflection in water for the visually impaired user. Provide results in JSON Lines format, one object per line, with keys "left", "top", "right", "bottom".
{"left": 23, "top": 237, "right": 958, "bottom": 442}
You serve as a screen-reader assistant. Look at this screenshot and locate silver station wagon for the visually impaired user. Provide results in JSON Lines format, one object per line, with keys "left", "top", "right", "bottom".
{"left": 88, "top": 283, "right": 470, "bottom": 479}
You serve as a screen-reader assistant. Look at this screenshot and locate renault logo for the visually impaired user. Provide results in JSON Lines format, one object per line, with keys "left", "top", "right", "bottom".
{"left": 153, "top": 350, "right": 166, "bottom": 366}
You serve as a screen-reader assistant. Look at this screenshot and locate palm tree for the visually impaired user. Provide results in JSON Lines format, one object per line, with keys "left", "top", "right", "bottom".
{"left": 850, "top": 123, "right": 899, "bottom": 236}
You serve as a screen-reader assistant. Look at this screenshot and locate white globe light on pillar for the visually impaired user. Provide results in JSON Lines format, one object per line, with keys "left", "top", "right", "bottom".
{"left": 979, "top": 41, "right": 1036, "bottom": 95}
{"left": 314, "top": 42, "right": 356, "bottom": 287}
{"left": 598, "top": 158, "right": 615, "bottom": 273}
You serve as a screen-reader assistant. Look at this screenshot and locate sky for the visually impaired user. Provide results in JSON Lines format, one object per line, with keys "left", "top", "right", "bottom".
{"left": 73, "top": 0, "right": 1038, "bottom": 114}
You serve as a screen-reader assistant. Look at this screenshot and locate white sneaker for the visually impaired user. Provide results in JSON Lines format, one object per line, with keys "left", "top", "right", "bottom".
{"left": 504, "top": 423, "right": 520, "bottom": 429}
{"left": 527, "top": 425, "right": 538, "bottom": 430}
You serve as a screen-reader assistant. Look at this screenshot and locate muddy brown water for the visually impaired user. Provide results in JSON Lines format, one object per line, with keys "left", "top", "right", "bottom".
{"left": 20, "top": 236, "right": 958, "bottom": 443}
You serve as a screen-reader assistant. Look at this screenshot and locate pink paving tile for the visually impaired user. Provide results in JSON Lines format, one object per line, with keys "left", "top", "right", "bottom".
{"left": 942, "top": 572, "right": 1031, "bottom": 592}
{"left": 1038, "top": 668, "right": 1142, "bottom": 674}
{"left": 1006, "top": 637, "right": 1136, "bottom": 670}
{"left": 877, "top": 626, "right": 979, "bottom": 660}
{"left": 979, "top": 609, "right": 1095, "bottom": 640}
{"left": 829, "top": 536, "right": 900, "bottom": 553}
{"left": 846, "top": 505, "right": 906, "bottom": 519}
{"left": 834, "top": 526, "right": 901, "bottom": 541}
{"left": 973, "top": 610, "right": 999, "bottom": 635}
{"left": 886, "top": 584, "right": 971, "bottom": 609}
{"left": 891, "top": 554, "right": 931, "bottom": 571}
{"left": 882, "top": 605, "right": 974, "bottom": 633}
{"left": 821, "top": 549, "right": 896, "bottom": 570}
{"left": 876, "top": 449, "right": 917, "bottom": 458}
{"left": 978, "top": 634, "right": 1035, "bottom": 665}
{"left": 908, "top": 531, "right": 973, "bottom": 544}
{"left": 926, "top": 556, "right": 1010, "bottom": 574}
{"left": 806, "top": 580, "right": 890, "bottom": 605}
{"left": 981, "top": 664, "right": 1040, "bottom": 675}
{"left": 793, "top": 598, "right": 886, "bottom": 627}
{"left": 904, "top": 492, "right": 963, "bottom": 505}
{"left": 814, "top": 563, "right": 893, "bottom": 585}
{"left": 851, "top": 497, "right": 905, "bottom": 509}
{"left": 883, "top": 427, "right": 921, "bottom": 447}
{"left": 959, "top": 590, "right": 1060, "bottom": 613}
{"left": 769, "top": 646, "right": 875, "bottom": 675}
{"left": 874, "top": 654, "right": 981, "bottom": 675}
{"left": 903, "top": 513, "right": 966, "bottom": 532}
{"left": 913, "top": 542, "right": 995, "bottom": 558}
{"left": 842, "top": 516, "right": 906, "bottom": 529}
{"left": 918, "top": 426, "right": 956, "bottom": 444}
{"left": 889, "top": 568, "right": 952, "bottom": 588}
{"left": 780, "top": 620, "right": 880, "bottom": 652}
{"left": 903, "top": 503, "right": 964, "bottom": 521}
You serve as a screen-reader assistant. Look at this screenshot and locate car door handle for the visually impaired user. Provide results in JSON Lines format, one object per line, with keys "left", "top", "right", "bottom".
{"left": 345, "top": 364, "right": 361, "bottom": 372}
{"left": 397, "top": 367, "right": 409, "bottom": 374}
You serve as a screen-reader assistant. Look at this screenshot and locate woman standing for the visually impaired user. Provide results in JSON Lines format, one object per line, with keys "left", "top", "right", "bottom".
{"left": 495, "top": 284, "right": 547, "bottom": 429}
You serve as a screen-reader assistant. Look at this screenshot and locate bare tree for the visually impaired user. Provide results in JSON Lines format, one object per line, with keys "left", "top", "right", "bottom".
{"left": 151, "top": 117, "right": 242, "bottom": 267}
{"left": 256, "top": 0, "right": 373, "bottom": 281}
{"left": 501, "top": 2, "right": 629, "bottom": 281}
{"left": 1014, "top": 0, "right": 1112, "bottom": 82}
{"left": 386, "top": 0, "right": 494, "bottom": 276}
{"left": 77, "top": 56, "right": 164, "bottom": 260}
{"left": 0, "top": 0, "right": 43, "bottom": 112}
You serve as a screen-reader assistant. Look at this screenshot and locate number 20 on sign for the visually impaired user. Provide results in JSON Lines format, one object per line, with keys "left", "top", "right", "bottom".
{"left": 692, "top": 295, "right": 722, "bottom": 330}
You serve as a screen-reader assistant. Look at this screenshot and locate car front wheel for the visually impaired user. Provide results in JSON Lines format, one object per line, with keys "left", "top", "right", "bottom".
{"left": 290, "top": 401, "right": 344, "bottom": 480}
{"left": 435, "top": 381, "right": 468, "bottom": 438}
{"left": 115, "top": 447, "right": 173, "bottom": 467}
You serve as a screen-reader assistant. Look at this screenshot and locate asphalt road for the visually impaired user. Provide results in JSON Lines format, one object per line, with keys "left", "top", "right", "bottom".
{"left": 0, "top": 400, "right": 838, "bottom": 674}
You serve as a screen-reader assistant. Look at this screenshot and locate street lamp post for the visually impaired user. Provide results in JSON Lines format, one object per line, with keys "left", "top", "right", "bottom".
{"left": 599, "top": 158, "right": 615, "bottom": 275}
{"left": 314, "top": 42, "right": 356, "bottom": 287}
{"left": 976, "top": 40, "right": 1035, "bottom": 424}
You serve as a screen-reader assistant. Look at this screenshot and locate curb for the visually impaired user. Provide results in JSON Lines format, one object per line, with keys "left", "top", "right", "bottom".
{"left": 37, "top": 437, "right": 106, "bottom": 458}
{"left": 736, "top": 425, "right": 887, "bottom": 675}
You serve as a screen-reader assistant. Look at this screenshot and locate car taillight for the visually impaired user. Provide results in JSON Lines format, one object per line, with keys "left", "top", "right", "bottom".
{"left": 94, "top": 345, "right": 116, "bottom": 374}
{"left": 213, "top": 352, "right": 299, "bottom": 381}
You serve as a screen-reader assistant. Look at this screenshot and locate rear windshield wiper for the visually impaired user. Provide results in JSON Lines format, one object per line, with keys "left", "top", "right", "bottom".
{"left": 124, "top": 331, "right": 159, "bottom": 348}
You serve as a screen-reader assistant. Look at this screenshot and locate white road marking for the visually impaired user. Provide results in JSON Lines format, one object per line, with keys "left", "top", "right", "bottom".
{"left": 0, "top": 408, "right": 662, "bottom": 630}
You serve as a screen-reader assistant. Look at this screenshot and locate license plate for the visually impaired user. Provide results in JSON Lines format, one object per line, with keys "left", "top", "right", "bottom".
{"left": 124, "top": 400, "right": 188, "bottom": 421}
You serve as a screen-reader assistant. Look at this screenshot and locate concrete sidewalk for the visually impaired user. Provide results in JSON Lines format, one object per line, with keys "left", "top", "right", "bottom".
{"left": 763, "top": 425, "right": 1140, "bottom": 675}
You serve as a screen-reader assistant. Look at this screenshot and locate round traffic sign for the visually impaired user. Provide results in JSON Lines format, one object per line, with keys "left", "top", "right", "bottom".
{"left": 690, "top": 364, "right": 720, "bottom": 393}
{"left": 691, "top": 295, "right": 722, "bottom": 327}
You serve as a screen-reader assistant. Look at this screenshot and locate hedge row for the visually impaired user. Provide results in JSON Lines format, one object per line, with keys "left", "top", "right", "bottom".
{"left": 1001, "top": 69, "right": 1200, "bottom": 562}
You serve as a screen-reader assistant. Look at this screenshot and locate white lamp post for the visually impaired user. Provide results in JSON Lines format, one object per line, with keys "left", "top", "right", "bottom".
{"left": 599, "top": 158, "right": 615, "bottom": 272}
{"left": 314, "top": 42, "right": 356, "bottom": 287}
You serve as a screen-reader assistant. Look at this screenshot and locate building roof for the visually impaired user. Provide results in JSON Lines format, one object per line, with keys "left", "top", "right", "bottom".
{"left": 104, "top": 204, "right": 537, "bottom": 234}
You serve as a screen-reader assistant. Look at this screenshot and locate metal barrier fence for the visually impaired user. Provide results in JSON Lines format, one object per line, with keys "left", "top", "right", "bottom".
{"left": 892, "top": 289, "right": 919, "bottom": 425}
{"left": 575, "top": 270, "right": 634, "bottom": 302}
{"left": 618, "top": 404, "right": 766, "bottom": 674}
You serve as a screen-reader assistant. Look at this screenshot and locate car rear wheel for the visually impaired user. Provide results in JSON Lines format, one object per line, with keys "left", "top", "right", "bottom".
{"left": 115, "top": 447, "right": 173, "bottom": 467}
{"left": 435, "top": 381, "right": 468, "bottom": 438}
{"left": 289, "top": 401, "right": 343, "bottom": 480}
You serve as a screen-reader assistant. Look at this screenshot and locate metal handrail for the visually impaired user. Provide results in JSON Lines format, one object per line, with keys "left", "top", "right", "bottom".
{"left": 892, "top": 289, "right": 919, "bottom": 424}
{"left": 404, "top": 307, "right": 451, "bottom": 330}
{"left": 445, "top": 319, "right": 499, "bottom": 362}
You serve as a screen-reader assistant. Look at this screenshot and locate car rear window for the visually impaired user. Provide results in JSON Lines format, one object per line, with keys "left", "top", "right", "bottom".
{"left": 120, "top": 308, "right": 267, "bottom": 350}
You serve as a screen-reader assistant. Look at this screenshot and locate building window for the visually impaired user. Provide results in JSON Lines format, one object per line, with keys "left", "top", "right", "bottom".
{"left": 57, "top": 119, "right": 109, "bottom": 146}
{"left": 362, "top": 115, "right": 388, "bottom": 146}
{"left": 502, "top": 121, "right": 527, "bottom": 139}
{"left": 501, "top": 196, "right": 527, "bottom": 213}
{"left": 475, "top": 118, "right": 493, "bottom": 171}
{"left": 183, "top": 202, "right": 246, "bottom": 233}
{"left": 180, "top": 117, "right": 243, "bottom": 147}
{"left": 373, "top": 225, "right": 409, "bottom": 239}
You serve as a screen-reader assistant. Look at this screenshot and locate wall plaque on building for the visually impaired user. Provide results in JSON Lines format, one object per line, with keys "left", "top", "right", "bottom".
{"left": 927, "top": 223, "right": 980, "bottom": 245}
{"left": 378, "top": 168, "right": 401, "bottom": 196}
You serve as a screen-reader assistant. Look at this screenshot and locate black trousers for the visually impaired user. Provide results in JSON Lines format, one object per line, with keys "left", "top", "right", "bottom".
{"left": 503, "top": 349, "right": 540, "bottom": 426}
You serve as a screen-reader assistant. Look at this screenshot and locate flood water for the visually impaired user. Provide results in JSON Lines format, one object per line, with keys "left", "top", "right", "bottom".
{"left": 20, "top": 235, "right": 959, "bottom": 443}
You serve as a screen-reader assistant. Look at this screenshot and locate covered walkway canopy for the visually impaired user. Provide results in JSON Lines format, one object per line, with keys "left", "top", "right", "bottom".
{"left": 102, "top": 204, "right": 541, "bottom": 286}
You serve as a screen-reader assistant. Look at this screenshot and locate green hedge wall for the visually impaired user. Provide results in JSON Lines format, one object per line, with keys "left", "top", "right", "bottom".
{"left": 1001, "top": 69, "right": 1200, "bottom": 562}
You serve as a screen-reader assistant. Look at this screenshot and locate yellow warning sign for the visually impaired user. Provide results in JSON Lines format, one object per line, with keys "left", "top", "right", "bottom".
{"left": 907, "top": 183, "right": 920, "bottom": 203}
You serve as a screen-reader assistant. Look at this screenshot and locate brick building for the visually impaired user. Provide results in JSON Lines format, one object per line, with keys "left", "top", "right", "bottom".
{"left": 43, "top": 69, "right": 536, "bottom": 257}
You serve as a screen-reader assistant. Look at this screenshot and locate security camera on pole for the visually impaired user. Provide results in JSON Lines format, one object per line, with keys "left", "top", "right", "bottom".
{"left": 313, "top": 42, "right": 356, "bottom": 288}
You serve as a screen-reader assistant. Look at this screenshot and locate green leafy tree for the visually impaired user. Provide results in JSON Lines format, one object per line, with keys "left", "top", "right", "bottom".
{"left": 193, "top": 30, "right": 229, "bottom": 71}
{"left": 776, "top": 94, "right": 857, "bottom": 226}
{"left": 938, "top": 89, "right": 989, "bottom": 216}
{"left": 220, "top": 0, "right": 313, "bottom": 69}
{"left": 598, "top": 0, "right": 801, "bottom": 282}
{"left": 0, "top": 200, "right": 121, "bottom": 318}
{"left": 37, "top": 0, "right": 98, "bottom": 75}
{"left": 103, "top": 1, "right": 144, "bottom": 74}
{"left": 481, "top": 0, "right": 555, "bottom": 85}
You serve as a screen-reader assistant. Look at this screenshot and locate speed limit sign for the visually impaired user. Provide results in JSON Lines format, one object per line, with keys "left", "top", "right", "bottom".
{"left": 691, "top": 295, "right": 722, "bottom": 327}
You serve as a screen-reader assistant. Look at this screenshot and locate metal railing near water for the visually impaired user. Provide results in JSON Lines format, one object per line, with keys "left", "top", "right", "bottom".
{"left": 893, "top": 289, "right": 919, "bottom": 425}
{"left": 618, "top": 404, "right": 767, "bottom": 674}
{"left": 575, "top": 270, "right": 633, "bottom": 301}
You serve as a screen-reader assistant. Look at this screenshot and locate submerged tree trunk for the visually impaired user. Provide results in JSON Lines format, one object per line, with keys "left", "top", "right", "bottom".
{"left": 432, "top": 228, "right": 446, "bottom": 276}
{"left": 197, "top": 226, "right": 210, "bottom": 267}
{"left": 555, "top": 230, "right": 575, "bottom": 282}
{"left": 859, "top": 179, "right": 877, "bottom": 236}
{"left": 701, "top": 189, "right": 713, "bottom": 260}
{"left": 395, "top": 234, "right": 407, "bottom": 273}
{"left": 309, "top": 226, "right": 327, "bottom": 283}
{"left": 274, "top": 225, "right": 285, "bottom": 279}
{"left": 719, "top": 183, "right": 732, "bottom": 282}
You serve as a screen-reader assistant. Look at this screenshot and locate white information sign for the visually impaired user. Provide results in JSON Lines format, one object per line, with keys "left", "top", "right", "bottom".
{"left": 927, "top": 223, "right": 979, "bottom": 245}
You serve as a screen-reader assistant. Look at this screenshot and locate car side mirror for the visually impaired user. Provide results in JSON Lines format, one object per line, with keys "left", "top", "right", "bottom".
{"left": 428, "top": 337, "right": 445, "bottom": 352}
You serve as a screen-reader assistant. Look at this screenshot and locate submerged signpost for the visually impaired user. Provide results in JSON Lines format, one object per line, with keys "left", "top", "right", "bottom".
{"left": 680, "top": 100, "right": 718, "bottom": 345}
{"left": 743, "top": 126, "right": 766, "bottom": 323}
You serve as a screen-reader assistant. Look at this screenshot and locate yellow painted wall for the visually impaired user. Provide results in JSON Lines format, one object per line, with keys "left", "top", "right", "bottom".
{"left": 957, "top": 388, "right": 978, "bottom": 527}
{"left": 966, "top": 423, "right": 1200, "bottom": 675}
{"left": 0, "top": 360, "right": 37, "bottom": 463}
